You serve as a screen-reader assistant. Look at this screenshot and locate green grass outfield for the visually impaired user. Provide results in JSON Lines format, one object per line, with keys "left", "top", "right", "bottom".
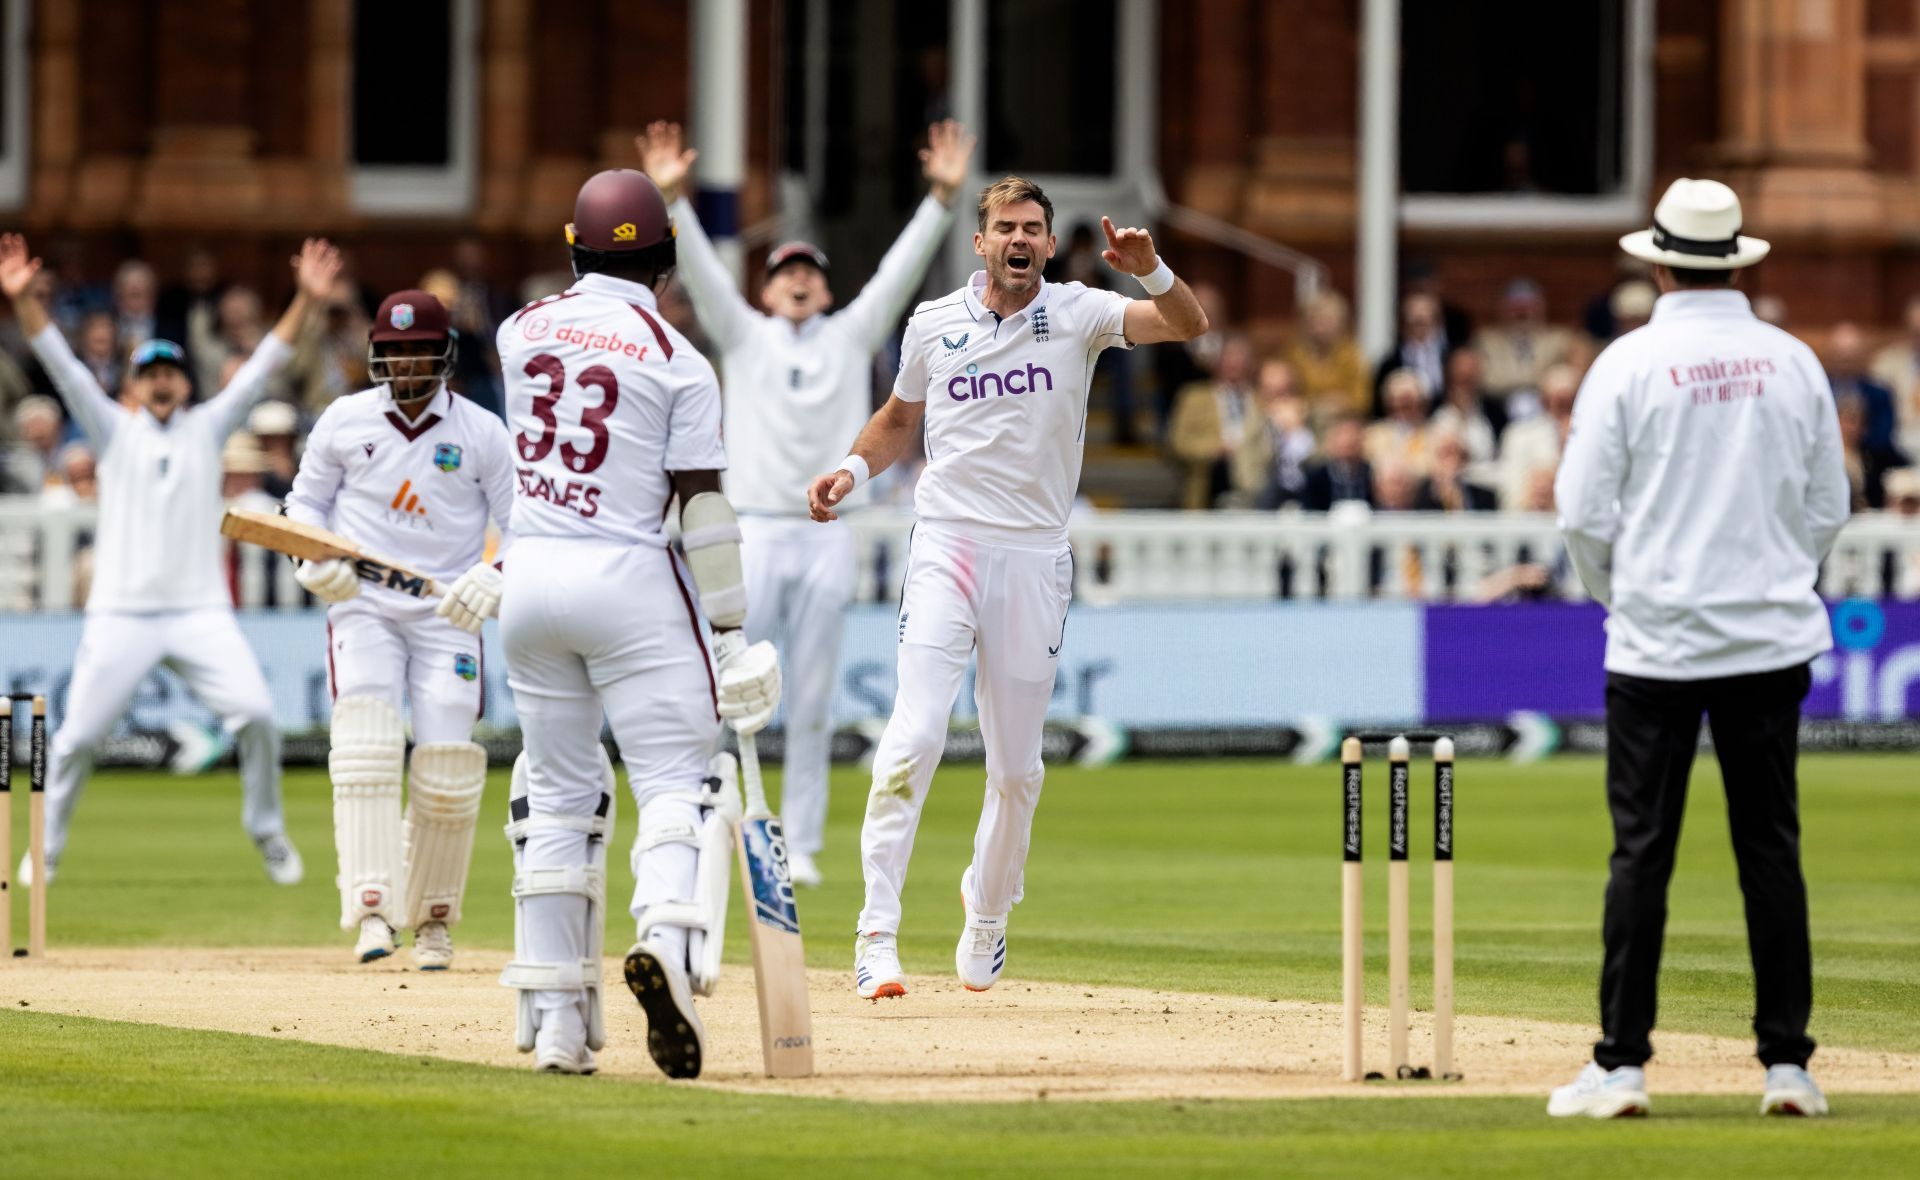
{"left": 3, "top": 753, "right": 1916, "bottom": 1176}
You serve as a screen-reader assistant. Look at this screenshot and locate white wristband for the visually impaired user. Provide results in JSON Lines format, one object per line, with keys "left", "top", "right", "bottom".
{"left": 1137, "top": 258, "right": 1176, "bottom": 297}
{"left": 839, "top": 455, "right": 870, "bottom": 490}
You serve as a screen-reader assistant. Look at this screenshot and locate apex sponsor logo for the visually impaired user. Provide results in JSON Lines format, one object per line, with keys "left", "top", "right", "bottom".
{"left": 948, "top": 362, "right": 1054, "bottom": 401}
{"left": 385, "top": 480, "right": 432, "bottom": 528}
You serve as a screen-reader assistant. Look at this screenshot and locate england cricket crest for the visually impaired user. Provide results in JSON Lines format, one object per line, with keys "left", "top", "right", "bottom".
{"left": 433, "top": 442, "right": 463, "bottom": 472}
{"left": 740, "top": 817, "right": 800, "bottom": 934}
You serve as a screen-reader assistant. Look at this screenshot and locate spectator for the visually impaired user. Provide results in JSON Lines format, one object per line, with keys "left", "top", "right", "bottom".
{"left": 1608, "top": 281, "right": 1656, "bottom": 339}
{"left": 1582, "top": 256, "right": 1654, "bottom": 340}
{"left": 77, "top": 312, "right": 121, "bottom": 395}
{"left": 1401, "top": 260, "right": 1473, "bottom": 348}
{"left": 1473, "top": 278, "right": 1575, "bottom": 397}
{"left": 1154, "top": 280, "right": 1228, "bottom": 435}
{"left": 111, "top": 260, "right": 158, "bottom": 355}
{"left": 40, "top": 441, "right": 97, "bottom": 509}
{"left": 1284, "top": 290, "right": 1368, "bottom": 426}
{"left": 1374, "top": 460, "right": 1420, "bottom": 511}
{"left": 1364, "top": 367, "right": 1434, "bottom": 476}
{"left": 1885, "top": 467, "right": 1920, "bottom": 598}
{"left": 1870, "top": 293, "right": 1920, "bottom": 455}
{"left": 1302, "top": 413, "right": 1375, "bottom": 509}
{"left": 310, "top": 274, "right": 372, "bottom": 410}
{"left": 1169, "top": 334, "right": 1270, "bottom": 509}
{"left": 1500, "top": 362, "right": 1577, "bottom": 508}
{"left": 1838, "top": 391, "right": 1891, "bottom": 510}
{"left": 1415, "top": 429, "right": 1496, "bottom": 512}
{"left": 1827, "top": 322, "right": 1904, "bottom": 460}
{"left": 217, "top": 285, "right": 267, "bottom": 364}
{"left": 1428, "top": 347, "right": 1502, "bottom": 473}
{"left": 1372, "top": 291, "right": 1449, "bottom": 414}
{"left": 1752, "top": 293, "right": 1788, "bottom": 327}
{"left": 247, "top": 399, "right": 301, "bottom": 500}
{"left": 159, "top": 247, "right": 230, "bottom": 394}
{"left": 1254, "top": 358, "right": 1317, "bottom": 508}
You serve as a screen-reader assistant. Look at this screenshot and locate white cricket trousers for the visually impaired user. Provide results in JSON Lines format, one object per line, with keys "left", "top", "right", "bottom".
{"left": 326, "top": 595, "right": 484, "bottom": 744}
{"left": 46, "top": 607, "right": 284, "bottom": 865}
{"left": 857, "top": 522, "right": 1072, "bottom": 935}
{"left": 739, "top": 514, "right": 855, "bottom": 858}
{"left": 501, "top": 536, "right": 720, "bottom": 1012}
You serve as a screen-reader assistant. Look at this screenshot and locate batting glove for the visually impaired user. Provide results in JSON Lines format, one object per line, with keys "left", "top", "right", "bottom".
{"left": 435, "top": 561, "right": 503, "bottom": 635}
{"left": 295, "top": 557, "right": 361, "bottom": 604}
{"left": 712, "top": 630, "right": 781, "bottom": 735}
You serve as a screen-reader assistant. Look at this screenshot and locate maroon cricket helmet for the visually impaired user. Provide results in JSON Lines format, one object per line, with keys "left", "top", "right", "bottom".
{"left": 370, "top": 290, "right": 453, "bottom": 345}
{"left": 567, "top": 169, "right": 674, "bottom": 253}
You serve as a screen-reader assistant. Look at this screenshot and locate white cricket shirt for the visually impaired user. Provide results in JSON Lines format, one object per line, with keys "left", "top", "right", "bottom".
{"left": 496, "top": 273, "right": 727, "bottom": 546}
{"left": 672, "top": 194, "right": 952, "bottom": 516}
{"left": 282, "top": 383, "right": 516, "bottom": 603}
{"left": 1555, "top": 289, "right": 1851, "bottom": 679}
{"left": 893, "top": 272, "right": 1132, "bottom": 541}
{"left": 31, "top": 324, "right": 291, "bottom": 613}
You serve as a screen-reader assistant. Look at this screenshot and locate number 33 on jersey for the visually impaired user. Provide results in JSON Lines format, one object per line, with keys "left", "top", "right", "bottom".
{"left": 498, "top": 272, "right": 727, "bottom": 545}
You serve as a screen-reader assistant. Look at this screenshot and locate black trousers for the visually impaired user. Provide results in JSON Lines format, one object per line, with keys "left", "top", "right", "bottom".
{"left": 1595, "top": 662, "right": 1816, "bottom": 1070}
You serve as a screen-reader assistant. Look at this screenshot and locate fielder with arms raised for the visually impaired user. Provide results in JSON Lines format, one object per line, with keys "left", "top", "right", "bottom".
{"left": 495, "top": 170, "right": 780, "bottom": 1076}
{"left": 808, "top": 180, "right": 1208, "bottom": 998}
{"left": 283, "top": 289, "right": 516, "bottom": 968}
{"left": 0, "top": 233, "right": 339, "bottom": 886}
{"left": 637, "top": 119, "right": 974, "bottom": 888}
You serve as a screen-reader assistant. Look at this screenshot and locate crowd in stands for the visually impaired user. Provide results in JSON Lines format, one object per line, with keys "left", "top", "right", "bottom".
{"left": 0, "top": 240, "right": 1915, "bottom": 605}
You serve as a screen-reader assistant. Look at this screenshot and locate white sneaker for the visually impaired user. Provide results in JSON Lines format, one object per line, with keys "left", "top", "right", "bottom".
{"left": 955, "top": 896, "right": 1008, "bottom": 992}
{"left": 623, "top": 942, "right": 706, "bottom": 1079}
{"left": 788, "top": 850, "right": 822, "bottom": 888}
{"left": 256, "top": 834, "right": 303, "bottom": 886}
{"left": 1547, "top": 1062, "right": 1650, "bottom": 1118}
{"left": 854, "top": 931, "right": 906, "bottom": 1000}
{"left": 532, "top": 1001, "right": 596, "bottom": 1075}
{"left": 353, "top": 915, "right": 398, "bottom": 963}
{"left": 15, "top": 851, "right": 56, "bottom": 886}
{"left": 1760, "top": 1064, "right": 1828, "bottom": 1116}
{"left": 412, "top": 921, "right": 453, "bottom": 971}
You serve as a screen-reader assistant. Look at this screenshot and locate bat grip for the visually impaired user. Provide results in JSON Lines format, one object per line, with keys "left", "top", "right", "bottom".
{"left": 737, "top": 731, "right": 770, "bottom": 815}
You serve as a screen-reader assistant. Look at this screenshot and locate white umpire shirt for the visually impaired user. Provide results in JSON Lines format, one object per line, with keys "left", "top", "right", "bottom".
{"left": 282, "top": 383, "right": 516, "bottom": 602}
{"left": 1555, "top": 289, "right": 1850, "bottom": 680}
{"left": 31, "top": 324, "right": 291, "bottom": 613}
{"left": 894, "top": 272, "right": 1133, "bottom": 542}
{"left": 670, "top": 194, "right": 952, "bottom": 516}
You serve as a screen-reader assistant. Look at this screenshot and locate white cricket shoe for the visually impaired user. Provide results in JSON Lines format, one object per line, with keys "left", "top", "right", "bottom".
{"left": 955, "top": 897, "right": 1008, "bottom": 993}
{"left": 854, "top": 931, "right": 906, "bottom": 1000}
{"left": 256, "top": 834, "right": 303, "bottom": 886}
{"left": 788, "top": 850, "right": 822, "bottom": 888}
{"left": 623, "top": 942, "right": 706, "bottom": 1079}
{"left": 412, "top": 921, "right": 453, "bottom": 971}
{"left": 15, "top": 851, "right": 56, "bottom": 886}
{"left": 1547, "top": 1062, "right": 1650, "bottom": 1118}
{"left": 1760, "top": 1064, "right": 1829, "bottom": 1116}
{"left": 533, "top": 1001, "right": 596, "bottom": 1075}
{"left": 354, "top": 915, "right": 398, "bottom": 963}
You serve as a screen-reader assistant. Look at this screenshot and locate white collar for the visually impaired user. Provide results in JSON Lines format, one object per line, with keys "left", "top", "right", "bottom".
{"left": 963, "top": 270, "right": 1050, "bottom": 323}
{"left": 572, "top": 272, "right": 661, "bottom": 307}
{"left": 1650, "top": 289, "right": 1753, "bottom": 322}
{"left": 381, "top": 383, "right": 451, "bottom": 419}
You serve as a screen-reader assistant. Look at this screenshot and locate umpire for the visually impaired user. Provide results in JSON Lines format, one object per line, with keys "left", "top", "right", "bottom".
{"left": 1548, "top": 179, "right": 1851, "bottom": 1119}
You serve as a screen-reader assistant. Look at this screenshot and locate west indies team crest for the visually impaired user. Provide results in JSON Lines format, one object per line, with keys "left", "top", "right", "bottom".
{"left": 453, "top": 653, "right": 478, "bottom": 681}
{"left": 390, "top": 303, "right": 416, "bottom": 330}
{"left": 433, "top": 442, "right": 463, "bottom": 472}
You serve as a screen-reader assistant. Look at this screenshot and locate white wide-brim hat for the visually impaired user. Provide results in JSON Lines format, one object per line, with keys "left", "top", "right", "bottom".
{"left": 1619, "top": 178, "right": 1770, "bottom": 270}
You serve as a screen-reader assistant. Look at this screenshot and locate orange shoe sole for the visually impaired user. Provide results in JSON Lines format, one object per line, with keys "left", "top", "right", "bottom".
{"left": 867, "top": 981, "right": 906, "bottom": 1000}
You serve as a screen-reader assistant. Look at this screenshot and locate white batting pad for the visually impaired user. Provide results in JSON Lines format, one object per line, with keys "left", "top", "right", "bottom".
{"left": 401, "top": 742, "right": 486, "bottom": 929}
{"left": 330, "top": 696, "right": 406, "bottom": 929}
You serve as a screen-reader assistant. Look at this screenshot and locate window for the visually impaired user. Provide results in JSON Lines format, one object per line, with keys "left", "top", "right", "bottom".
{"left": 1398, "top": 0, "right": 1652, "bottom": 228}
{"left": 0, "top": 0, "right": 28, "bottom": 210}
{"left": 985, "top": 0, "right": 1116, "bottom": 176}
{"left": 349, "top": 0, "right": 478, "bottom": 215}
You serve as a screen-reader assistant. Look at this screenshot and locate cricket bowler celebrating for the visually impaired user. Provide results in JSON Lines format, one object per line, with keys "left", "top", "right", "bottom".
{"left": 0, "top": 232, "right": 340, "bottom": 886}
{"left": 283, "top": 289, "right": 517, "bottom": 968}
{"left": 496, "top": 169, "right": 781, "bottom": 1076}
{"left": 637, "top": 118, "right": 975, "bottom": 889}
{"left": 807, "top": 181, "right": 1208, "bottom": 998}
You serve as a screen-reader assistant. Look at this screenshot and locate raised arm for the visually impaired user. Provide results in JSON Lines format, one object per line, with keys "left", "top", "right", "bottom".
{"left": 838, "top": 121, "right": 974, "bottom": 352}
{"left": 637, "top": 121, "right": 759, "bottom": 351}
{"left": 205, "top": 239, "right": 341, "bottom": 438}
{"left": 3, "top": 233, "right": 124, "bottom": 447}
{"left": 1102, "top": 218, "right": 1209, "bottom": 345}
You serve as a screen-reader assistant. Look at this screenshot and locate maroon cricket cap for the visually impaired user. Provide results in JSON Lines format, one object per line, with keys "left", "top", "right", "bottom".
{"left": 766, "top": 241, "right": 830, "bottom": 277}
{"left": 370, "top": 290, "right": 452, "bottom": 344}
{"left": 567, "top": 169, "right": 673, "bottom": 253}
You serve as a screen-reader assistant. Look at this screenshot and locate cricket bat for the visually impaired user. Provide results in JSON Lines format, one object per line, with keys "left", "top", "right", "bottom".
{"left": 219, "top": 507, "right": 440, "bottom": 599}
{"left": 734, "top": 732, "right": 814, "bottom": 1078}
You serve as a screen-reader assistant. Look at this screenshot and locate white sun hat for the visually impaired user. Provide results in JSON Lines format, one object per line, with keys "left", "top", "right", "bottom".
{"left": 1619, "top": 178, "right": 1770, "bottom": 270}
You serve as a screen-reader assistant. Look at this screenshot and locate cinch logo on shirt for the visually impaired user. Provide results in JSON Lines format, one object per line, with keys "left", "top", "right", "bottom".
{"left": 947, "top": 362, "right": 1054, "bottom": 401}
